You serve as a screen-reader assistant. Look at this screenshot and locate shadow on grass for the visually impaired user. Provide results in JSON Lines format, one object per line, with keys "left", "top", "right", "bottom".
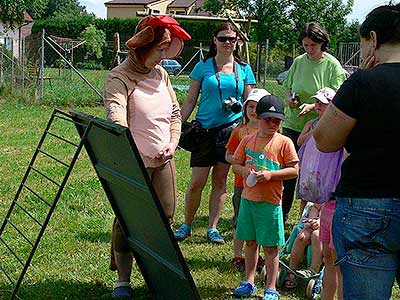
{"left": 186, "top": 256, "right": 233, "bottom": 272}
{"left": 0, "top": 280, "right": 151, "bottom": 300}
{"left": 196, "top": 285, "right": 255, "bottom": 300}
{"left": 192, "top": 215, "right": 234, "bottom": 233}
{"left": 0, "top": 277, "right": 318, "bottom": 300}
{"left": 75, "top": 230, "right": 111, "bottom": 244}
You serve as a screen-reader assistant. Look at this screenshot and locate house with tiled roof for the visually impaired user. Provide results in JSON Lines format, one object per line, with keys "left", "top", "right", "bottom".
{"left": 0, "top": 10, "right": 34, "bottom": 60}
{"left": 104, "top": 0, "right": 218, "bottom": 19}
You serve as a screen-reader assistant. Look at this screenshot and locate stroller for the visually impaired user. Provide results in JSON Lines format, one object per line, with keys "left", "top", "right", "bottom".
{"left": 261, "top": 202, "right": 323, "bottom": 299}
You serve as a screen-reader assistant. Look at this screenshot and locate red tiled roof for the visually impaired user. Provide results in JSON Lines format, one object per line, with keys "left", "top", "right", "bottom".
{"left": 0, "top": 8, "right": 33, "bottom": 22}
{"left": 168, "top": 0, "right": 196, "bottom": 8}
{"left": 105, "top": 0, "right": 158, "bottom": 5}
{"left": 190, "top": 0, "right": 215, "bottom": 16}
{"left": 23, "top": 12, "right": 33, "bottom": 22}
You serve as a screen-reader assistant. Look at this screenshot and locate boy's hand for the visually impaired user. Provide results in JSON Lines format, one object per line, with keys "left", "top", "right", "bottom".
{"left": 254, "top": 170, "right": 272, "bottom": 182}
{"left": 242, "top": 167, "right": 251, "bottom": 178}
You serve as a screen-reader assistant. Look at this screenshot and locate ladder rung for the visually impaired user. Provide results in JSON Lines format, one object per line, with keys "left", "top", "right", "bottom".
{"left": 46, "top": 131, "right": 79, "bottom": 147}
{"left": 37, "top": 149, "right": 69, "bottom": 168}
{"left": 54, "top": 113, "right": 84, "bottom": 126}
{"left": 14, "top": 202, "right": 43, "bottom": 227}
{"left": 7, "top": 220, "right": 34, "bottom": 247}
{"left": 63, "top": 118, "right": 89, "bottom": 129}
{"left": 0, "top": 237, "right": 25, "bottom": 266}
{"left": 0, "top": 262, "right": 15, "bottom": 285}
{"left": 30, "top": 167, "right": 62, "bottom": 187}
{"left": 22, "top": 184, "right": 52, "bottom": 207}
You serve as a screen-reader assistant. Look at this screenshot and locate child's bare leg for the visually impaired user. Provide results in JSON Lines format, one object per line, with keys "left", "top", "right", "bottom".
{"left": 263, "top": 246, "right": 279, "bottom": 290}
{"left": 289, "top": 227, "right": 311, "bottom": 269}
{"left": 244, "top": 240, "right": 258, "bottom": 284}
{"left": 233, "top": 230, "right": 244, "bottom": 257}
{"left": 321, "top": 242, "right": 338, "bottom": 300}
{"left": 337, "top": 269, "right": 343, "bottom": 300}
{"left": 333, "top": 248, "right": 343, "bottom": 300}
{"left": 310, "top": 229, "right": 322, "bottom": 272}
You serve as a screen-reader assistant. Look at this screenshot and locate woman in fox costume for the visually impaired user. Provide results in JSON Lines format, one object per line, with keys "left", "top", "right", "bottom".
{"left": 103, "top": 15, "right": 190, "bottom": 300}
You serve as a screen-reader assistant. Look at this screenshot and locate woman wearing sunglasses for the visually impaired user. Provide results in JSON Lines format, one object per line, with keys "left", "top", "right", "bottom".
{"left": 175, "top": 22, "right": 256, "bottom": 244}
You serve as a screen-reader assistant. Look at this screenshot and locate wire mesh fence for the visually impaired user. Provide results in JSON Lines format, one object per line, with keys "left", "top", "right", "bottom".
{"left": 0, "top": 30, "right": 359, "bottom": 106}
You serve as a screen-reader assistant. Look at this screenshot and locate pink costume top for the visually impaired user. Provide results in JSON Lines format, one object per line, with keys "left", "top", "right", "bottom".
{"left": 104, "top": 54, "right": 181, "bottom": 168}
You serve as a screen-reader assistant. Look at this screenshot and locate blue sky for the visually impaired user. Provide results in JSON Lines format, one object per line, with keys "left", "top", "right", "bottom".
{"left": 82, "top": 0, "right": 393, "bottom": 22}
{"left": 346, "top": 0, "right": 391, "bottom": 21}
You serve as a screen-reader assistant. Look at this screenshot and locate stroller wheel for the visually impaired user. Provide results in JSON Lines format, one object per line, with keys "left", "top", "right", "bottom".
{"left": 277, "top": 269, "right": 285, "bottom": 288}
{"left": 260, "top": 265, "right": 267, "bottom": 285}
{"left": 260, "top": 266, "right": 281, "bottom": 287}
{"left": 306, "top": 279, "right": 315, "bottom": 299}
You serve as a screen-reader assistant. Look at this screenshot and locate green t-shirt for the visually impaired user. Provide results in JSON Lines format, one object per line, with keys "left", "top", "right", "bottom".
{"left": 283, "top": 52, "right": 346, "bottom": 132}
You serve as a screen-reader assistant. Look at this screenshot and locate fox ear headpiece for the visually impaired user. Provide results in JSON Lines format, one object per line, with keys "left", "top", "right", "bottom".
{"left": 126, "top": 16, "right": 191, "bottom": 59}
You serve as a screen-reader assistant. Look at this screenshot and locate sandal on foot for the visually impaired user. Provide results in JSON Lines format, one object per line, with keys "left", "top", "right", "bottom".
{"left": 283, "top": 273, "right": 297, "bottom": 289}
{"left": 231, "top": 257, "right": 245, "bottom": 272}
{"left": 263, "top": 288, "right": 280, "bottom": 300}
{"left": 206, "top": 228, "right": 225, "bottom": 244}
{"left": 174, "top": 224, "right": 192, "bottom": 241}
{"left": 112, "top": 282, "right": 133, "bottom": 300}
{"left": 296, "top": 267, "right": 316, "bottom": 278}
{"left": 233, "top": 281, "right": 257, "bottom": 297}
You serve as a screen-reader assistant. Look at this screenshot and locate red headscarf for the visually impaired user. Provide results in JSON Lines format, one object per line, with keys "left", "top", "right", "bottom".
{"left": 126, "top": 16, "right": 191, "bottom": 59}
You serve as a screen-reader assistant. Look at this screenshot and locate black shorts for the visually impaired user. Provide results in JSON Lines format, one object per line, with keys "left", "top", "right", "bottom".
{"left": 190, "top": 118, "right": 241, "bottom": 167}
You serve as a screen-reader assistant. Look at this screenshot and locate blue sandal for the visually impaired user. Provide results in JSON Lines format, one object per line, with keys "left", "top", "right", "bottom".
{"left": 233, "top": 281, "right": 257, "bottom": 297}
{"left": 112, "top": 285, "right": 133, "bottom": 300}
{"left": 263, "top": 288, "right": 280, "bottom": 300}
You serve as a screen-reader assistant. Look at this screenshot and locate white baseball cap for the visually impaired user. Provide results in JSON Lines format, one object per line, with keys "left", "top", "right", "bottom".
{"left": 243, "top": 88, "right": 271, "bottom": 106}
{"left": 311, "top": 87, "right": 336, "bottom": 104}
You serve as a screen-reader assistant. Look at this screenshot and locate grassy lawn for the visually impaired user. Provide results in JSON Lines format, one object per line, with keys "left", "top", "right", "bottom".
{"left": 0, "top": 77, "right": 398, "bottom": 300}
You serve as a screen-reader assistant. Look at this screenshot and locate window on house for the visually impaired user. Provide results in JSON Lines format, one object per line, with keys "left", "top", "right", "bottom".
{"left": 152, "top": 9, "right": 160, "bottom": 14}
{"left": 5, "top": 37, "right": 13, "bottom": 52}
{"left": 176, "top": 11, "right": 185, "bottom": 15}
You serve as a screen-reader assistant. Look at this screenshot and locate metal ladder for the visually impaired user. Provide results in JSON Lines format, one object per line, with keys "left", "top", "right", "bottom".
{"left": 0, "top": 109, "right": 89, "bottom": 300}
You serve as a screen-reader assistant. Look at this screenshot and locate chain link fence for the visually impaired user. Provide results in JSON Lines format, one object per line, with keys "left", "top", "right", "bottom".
{"left": 0, "top": 34, "right": 39, "bottom": 96}
{"left": 1, "top": 30, "right": 357, "bottom": 106}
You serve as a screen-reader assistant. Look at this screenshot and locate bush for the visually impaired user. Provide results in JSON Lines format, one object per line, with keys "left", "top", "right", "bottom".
{"left": 267, "top": 61, "right": 285, "bottom": 77}
{"left": 76, "top": 61, "right": 105, "bottom": 70}
{"left": 80, "top": 25, "right": 106, "bottom": 60}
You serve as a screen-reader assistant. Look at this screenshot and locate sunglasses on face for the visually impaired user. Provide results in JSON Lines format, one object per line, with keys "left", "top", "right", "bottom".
{"left": 216, "top": 36, "right": 237, "bottom": 43}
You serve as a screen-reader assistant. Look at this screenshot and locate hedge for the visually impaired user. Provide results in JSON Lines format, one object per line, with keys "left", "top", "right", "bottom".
{"left": 32, "top": 17, "right": 241, "bottom": 70}
{"left": 32, "top": 17, "right": 232, "bottom": 44}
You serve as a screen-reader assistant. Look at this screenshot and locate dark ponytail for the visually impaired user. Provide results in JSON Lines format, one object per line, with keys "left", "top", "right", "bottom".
{"left": 360, "top": 3, "right": 400, "bottom": 47}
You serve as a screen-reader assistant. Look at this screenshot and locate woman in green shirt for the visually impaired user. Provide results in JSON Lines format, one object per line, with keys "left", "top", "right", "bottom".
{"left": 281, "top": 22, "right": 346, "bottom": 222}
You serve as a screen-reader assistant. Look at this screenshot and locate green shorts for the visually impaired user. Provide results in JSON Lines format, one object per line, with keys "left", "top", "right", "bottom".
{"left": 236, "top": 198, "right": 285, "bottom": 247}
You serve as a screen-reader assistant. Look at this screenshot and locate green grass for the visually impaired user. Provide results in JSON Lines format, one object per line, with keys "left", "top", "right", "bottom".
{"left": 38, "top": 68, "right": 286, "bottom": 107}
{"left": 41, "top": 68, "right": 108, "bottom": 106}
{"left": 0, "top": 77, "right": 398, "bottom": 300}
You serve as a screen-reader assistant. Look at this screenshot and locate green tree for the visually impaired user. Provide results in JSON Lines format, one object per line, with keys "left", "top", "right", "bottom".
{"left": 203, "top": 0, "right": 289, "bottom": 44}
{"left": 80, "top": 24, "right": 105, "bottom": 59}
{"left": 0, "top": 0, "right": 47, "bottom": 26}
{"left": 203, "top": 0, "right": 354, "bottom": 54}
{"left": 287, "top": 0, "right": 354, "bottom": 52}
{"left": 42, "top": 0, "right": 93, "bottom": 19}
{"left": 339, "top": 20, "right": 360, "bottom": 42}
